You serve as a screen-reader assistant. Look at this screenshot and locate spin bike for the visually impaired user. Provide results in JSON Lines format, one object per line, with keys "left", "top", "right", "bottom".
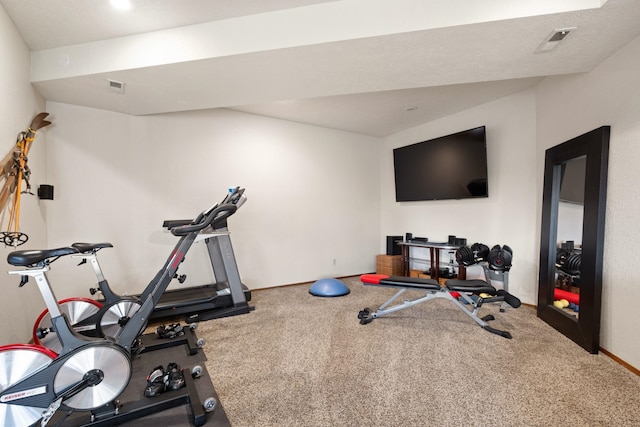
{"left": 0, "top": 187, "right": 246, "bottom": 426}
{"left": 31, "top": 242, "right": 139, "bottom": 354}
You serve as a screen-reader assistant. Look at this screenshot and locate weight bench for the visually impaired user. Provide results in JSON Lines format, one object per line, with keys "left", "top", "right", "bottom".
{"left": 358, "top": 264, "right": 521, "bottom": 338}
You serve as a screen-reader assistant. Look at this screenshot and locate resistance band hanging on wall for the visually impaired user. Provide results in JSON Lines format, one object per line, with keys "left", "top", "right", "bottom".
{"left": 0, "top": 112, "right": 51, "bottom": 246}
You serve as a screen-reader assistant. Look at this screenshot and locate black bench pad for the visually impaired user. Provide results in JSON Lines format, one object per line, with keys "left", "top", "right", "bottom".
{"left": 361, "top": 274, "right": 440, "bottom": 291}
{"left": 445, "top": 279, "right": 496, "bottom": 294}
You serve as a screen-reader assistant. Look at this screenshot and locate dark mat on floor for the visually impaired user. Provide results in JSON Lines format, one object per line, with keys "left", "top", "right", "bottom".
{"left": 47, "top": 331, "right": 230, "bottom": 427}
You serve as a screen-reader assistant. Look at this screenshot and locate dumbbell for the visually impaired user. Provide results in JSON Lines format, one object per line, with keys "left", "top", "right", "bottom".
{"left": 488, "top": 244, "right": 513, "bottom": 271}
{"left": 470, "top": 243, "right": 490, "bottom": 262}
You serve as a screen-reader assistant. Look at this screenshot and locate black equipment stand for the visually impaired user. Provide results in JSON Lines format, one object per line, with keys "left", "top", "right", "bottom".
{"left": 46, "top": 328, "right": 231, "bottom": 427}
{"left": 139, "top": 325, "right": 203, "bottom": 355}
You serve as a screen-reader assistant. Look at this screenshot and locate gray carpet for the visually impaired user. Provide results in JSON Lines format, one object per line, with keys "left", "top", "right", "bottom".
{"left": 198, "top": 276, "right": 640, "bottom": 426}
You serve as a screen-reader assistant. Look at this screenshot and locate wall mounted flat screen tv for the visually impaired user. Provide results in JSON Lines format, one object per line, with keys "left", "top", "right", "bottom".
{"left": 393, "top": 126, "right": 489, "bottom": 202}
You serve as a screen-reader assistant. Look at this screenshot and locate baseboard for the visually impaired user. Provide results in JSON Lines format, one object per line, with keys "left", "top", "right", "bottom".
{"left": 600, "top": 347, "right": 640, "bottom": 376}
{"left": 252, "top": 274, "right": 368, "bottom": 292}
{"left": 529, "top": 304, "right": 639, "bottom": 376}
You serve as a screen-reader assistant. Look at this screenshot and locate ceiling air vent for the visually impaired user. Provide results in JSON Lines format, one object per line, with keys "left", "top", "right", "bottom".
{"left": 536, "top": 27, "right": 576, "bottom": 53}
{"left": 107, "top": 79, "right": 125, "bottom": 94}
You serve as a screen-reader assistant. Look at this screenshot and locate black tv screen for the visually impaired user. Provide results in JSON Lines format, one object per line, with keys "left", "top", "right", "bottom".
{"left": 393, "top": 126, "right": 489, "bottom": 201}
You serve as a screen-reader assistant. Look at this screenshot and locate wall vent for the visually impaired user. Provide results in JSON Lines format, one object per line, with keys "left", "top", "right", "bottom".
{"left": 107, "top": 79, "right": 125, "bottom": 94}
{"left": 536, "top": 27, "right": 577, "bottom": 53}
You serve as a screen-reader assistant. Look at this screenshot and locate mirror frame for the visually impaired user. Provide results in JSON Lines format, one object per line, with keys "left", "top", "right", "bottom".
{"left": 537, "top": 126, "right": 609, "bottom": 354}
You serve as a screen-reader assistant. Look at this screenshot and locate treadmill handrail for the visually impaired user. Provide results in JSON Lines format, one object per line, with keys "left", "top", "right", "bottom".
{"left": 162, "top": 219, "right": 192, "bottom": 229}
{"left": 169, "top": 187, "right": 246, "bottom": 235}
{"left": 171, "top": 203, "right": 237, "bottom": 236}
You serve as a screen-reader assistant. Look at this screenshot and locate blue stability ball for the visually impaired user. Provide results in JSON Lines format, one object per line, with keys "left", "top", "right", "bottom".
{"left": 309, "top": 278, "right": 350, "bottom": 297}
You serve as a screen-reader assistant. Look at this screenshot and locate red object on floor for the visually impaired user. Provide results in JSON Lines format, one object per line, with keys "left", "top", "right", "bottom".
{"left": 360, "top": 274, "right": 389, "bottom": 285}
{"left": 554, "top": 288, "right": 579, "bottom": 305}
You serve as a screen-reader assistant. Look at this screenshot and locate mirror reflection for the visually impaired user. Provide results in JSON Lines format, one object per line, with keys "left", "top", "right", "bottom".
{"left": 553, "top": 156, "right": 586, "bottom": 319}
{"left": 537, "top": 126, "right": 609, "bottom": 354}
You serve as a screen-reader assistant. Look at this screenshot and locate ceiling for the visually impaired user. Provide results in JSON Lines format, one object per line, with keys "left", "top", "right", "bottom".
{"left": 2, "top": 0, "right": 640, "bottom": 137}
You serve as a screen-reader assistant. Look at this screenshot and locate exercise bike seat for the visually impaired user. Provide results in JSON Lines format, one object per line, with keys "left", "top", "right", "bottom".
{"left": 444, "top": 279, "right": 496, "bottom": 294}
{"left": 7, "top": 246, "right": 77, "bottom": 267}
{"left": 72, "top": 242, "right": 114, "bottom": 252}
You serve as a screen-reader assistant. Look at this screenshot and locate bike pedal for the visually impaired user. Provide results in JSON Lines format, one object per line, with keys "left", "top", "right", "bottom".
{"left": 165, "top": 362, "right": 186, "bottom": 391}
{"left": 144, "top": 366, "right": 166, "bottom": 397}
{"left": 156, "top": 323, "right": 185, "bottom": 339}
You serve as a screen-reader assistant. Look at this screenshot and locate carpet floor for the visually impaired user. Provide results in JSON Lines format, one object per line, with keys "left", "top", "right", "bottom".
{"left": 197, "top": 276, "right": 640, "bottom": 427}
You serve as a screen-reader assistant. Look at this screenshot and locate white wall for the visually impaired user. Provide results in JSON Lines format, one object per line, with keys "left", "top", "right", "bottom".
{"left": 535, "top": 35, "right": 640, "bottom": 369}
{"left": 43, "top": 104, "right": 381, "bottom": 301}
{"left": 557, "top": 202, "right": 584, "bottom": 246}
{"left": 0, "top": 5, "right": 49, "bottom": 344}
{"left": 380, "top": 90, "right": 539, "bottom": 304}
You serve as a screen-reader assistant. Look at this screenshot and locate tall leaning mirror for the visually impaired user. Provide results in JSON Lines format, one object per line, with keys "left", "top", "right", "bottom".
{"left": 537, "top": 126, "right": 610, "bottom": 354}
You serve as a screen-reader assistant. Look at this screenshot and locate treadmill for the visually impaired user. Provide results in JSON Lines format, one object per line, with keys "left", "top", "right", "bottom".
{"left": 152, "top": 215, "right": 253, "bottom": 322}
{"left": 150, "top": 191, "right": 253, "bottom": 323}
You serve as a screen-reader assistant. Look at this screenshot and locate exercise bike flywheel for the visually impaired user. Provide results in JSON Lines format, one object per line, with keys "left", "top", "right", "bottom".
{"left": 0, "top": 345, "right": 56, "bottom": 426}
{"left": 99, "top": 299, "right": 142, "bottom": 339}
{"left": 54, "top": 343, "right": 131, "bottom": 410}
{"left": 34, "top": 297, "right": 103, "bottom": 354}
